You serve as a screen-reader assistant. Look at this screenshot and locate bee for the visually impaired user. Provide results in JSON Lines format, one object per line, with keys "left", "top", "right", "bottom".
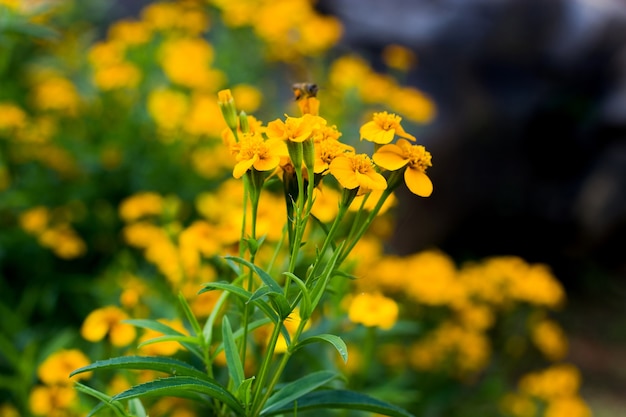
{"left": 291, "top": 83, "right": 318, "bottom": 101}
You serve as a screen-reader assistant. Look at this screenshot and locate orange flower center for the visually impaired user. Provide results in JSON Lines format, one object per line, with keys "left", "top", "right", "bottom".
{"left": 351, "top": 154, "right": 375, "bottom": 173}
{"left": 237, "top": 134, "right": 269, "bottom": 161}
{"left": 373, "top": 111, "right": 401, "bottom": 131}
{"left": 400, "top": 142, "right": 432, "bottom": 172}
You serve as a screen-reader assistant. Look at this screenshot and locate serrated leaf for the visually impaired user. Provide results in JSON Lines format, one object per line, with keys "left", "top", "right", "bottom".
{"left": 261, "top": 370, "right": 340, "bottom": 415}
{"left": 262, "top": 389, "right": 414, "bottom": 417}
{"left": 112, "top": 376, "right": 245, "bottom": 416}
{"left": 70, "top": 356, "right": 208, "bottom": 381}
{"left": 222, "top": 316, "right": 244, "bottom": 389}
{"left": 294, "top": 334, "right": 348, "bottom": 363}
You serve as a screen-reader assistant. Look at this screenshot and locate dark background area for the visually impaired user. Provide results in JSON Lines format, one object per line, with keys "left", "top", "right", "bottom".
{"left": 317, "top": 0, "right": 626, "bottom": 412}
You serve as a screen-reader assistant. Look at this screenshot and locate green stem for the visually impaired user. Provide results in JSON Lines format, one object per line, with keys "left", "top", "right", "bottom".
{"left": 338, "top": 187, "right": 394, "bottom": 265}
{"left": 251, "top": 321, "right": 282, "bottom": 412}
{"left": 251, "top": 319, "right": 308, "bottom": 417}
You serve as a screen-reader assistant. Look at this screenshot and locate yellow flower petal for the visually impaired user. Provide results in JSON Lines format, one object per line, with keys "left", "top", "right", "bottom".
{"left": 329, "top": 156, "right": 360, "bottom": 189}
{"left": 359, "top": 121, "right": 395, "bottom": 144}
{"left": 356, "top": 171, "right": 387, "bottom": 191}
{"left": 254, "top": 155, "right": 280, "bottom": 171}
{"left": 404, "top": 168, "right": 433, "bottom": 197}
{"left": 373, "top": 144, "right": 409, "bottom": 171}
{"left": 233, "top": 156, "right": 257, "bottom": 178}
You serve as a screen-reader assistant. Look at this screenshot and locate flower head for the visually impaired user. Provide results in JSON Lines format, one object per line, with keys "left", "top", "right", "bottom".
{"left": 229, "top": 132, "right": 288, "bottom": 178}
{"left": 314, "top": 138, "right": 354, "bottom": 174}
{"left": 265, "top": 114, "right": 322, "bottom": 143}
{"left": 360, "top": 111, "right": 415, "bottom": 144}
{"left": 80, "top": 306, "right": 136, "bottom": 347}
{"left": 329, "top": 153, "right": 387, "bottom": 191}
{"left": 348, "top": 292, "right": 399, "bottom": 330}
{"left": 373, "top": 139, "right": 432, "bottom": 197}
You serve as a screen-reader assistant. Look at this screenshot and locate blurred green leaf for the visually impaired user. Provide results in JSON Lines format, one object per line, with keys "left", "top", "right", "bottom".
{"left": 263, "top": 389, "right": 415, "bottom": 417}
{"left": 222, "top": 315, "right": 244, "bottom": 389}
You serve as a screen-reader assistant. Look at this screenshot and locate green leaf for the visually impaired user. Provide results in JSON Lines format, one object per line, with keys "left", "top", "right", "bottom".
{"left": 136, "top": 335, "right": 200, "bottom": 349}
{"left": 222, "top": 316, "right": 244, "bottom": 389}
{"left": 224, "top": 256, "right": 281, "bottom": 295}
{"left": 70, "top": 356, "right": 209, "bottom": 381}
{"left": 262, "top": 389, "right": 414, "bottom": 417}
{"left": 203, "top": 290, "right": 230, "bottom": 346}
{"left": 283, "top": 272, "right": 311, "bottom": 320}
{"left": 178, "top": 292, "right": 203, "bottom": 337}
{"left": 128, "top": 399, "right": 147, "bottom": 417}
{"left": 294, "top": 334, "right": 348, "bottom": 363}
{"left": 237, "top": 377, "right": 255, "bottom": 408}
{"left": 74, "top": 382, "right": 127, "bottom": 417}
{"left": 123, "top": 319, "right": 203, "bottom": 360}
{"left": 112, "top": 376, "right": 245, "bottom": 416}
{"left": 199, "top": 282, "right": 279, "bottom": 323}
{"left": 261, "top": 370, "right": 340, "bottom": 415}
{"left": 225, "top": 256, "right": 292, "bottom": 318}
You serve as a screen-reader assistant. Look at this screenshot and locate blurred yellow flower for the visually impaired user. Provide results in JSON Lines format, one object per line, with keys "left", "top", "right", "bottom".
{"left": 230, "top": 132, "right": 288, "bottom": 179}
{"left": 19, "top": 206, "right": 50, "bottom": 234}
{"left": 139, "top": 318, "right": 187, "bottom": 356}
{"left": 329, "top": 153, "right": 387, "bottom": 191}
{"left": 37, "top": 349, "right": 91, "bottom": 385}
{"left": 519, "top": 364, "right": 581, "bottom": 400}
{"left": 29, "top": 385, "right": 75, "bottom": 416}
{"left": 382, "top": 44, "right": 417, "bottom": 71}
{"left": 81, "top": 305, "right": 136, "bottom": 347}
{"left": 373, "top": 138, "right": 433, "bottom": 197}
{"left": 545, "top": 396, "right": 592, "bottom": 417}
{"left": 107, "top": 19, "right": 152, "bottom": 46}
{"left": 390, "top": 87, "right": 436, "bottom": 124}
{"left": 232, "top": 84, "right": 262, "bottom": 114}
{"left": 147, "top": 88, "right": 189, "bottom": 131}
{"left": 0, "top": 103, "right": 26, "bottom": 129}
{"left": 119, "top": 192, "right": 164, "bottom": 222}
{"left": 38, "top": 225, "right": 86, "bottom": 259}
{"left": 93, "top": 62, "right": 141, "bottom": 91}
{"left": 360, "top": 111, "right": 415, "bottom": 144}
{"left": 348, "top": 292, "right": 398, "bottom": 330}
{"left": 159, "top": 38, "right": 222, "bottom": 89}
{"left": 531, "top": 319, "right": 569, "bottom": 361}
{"left": 31, "top": 76, "right": 79, "bottom": 115}
{"left": 0, "top": 403, "right": 19, "bottom": 417}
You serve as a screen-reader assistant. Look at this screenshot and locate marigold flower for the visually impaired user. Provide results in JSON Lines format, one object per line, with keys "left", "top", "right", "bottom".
{"left": 0, "top": 103, "right": 26, "bottom": 129}
{"left": 348, "top": 292, "right": 398, "bottom": 330}
{"left": 119, "top": 192, "right": 164, "bottom": 222}
{"left": 37, "top": 349, "right": 91, "bottom": 385}
{"left": 265, "top": 114, "right": 322, "bottom": 143}
{"left": 230, "top": 132, "right": 288, "bottom": 178}
{"left": 359, "top": 111, "right": 415, "bottom": 144}
{"left": 329, "top": 153, "right": 387, "bottom": 191}
{"left": 314, "top": 138, "right": 354, "bottom": 174}
{"left": 373, "top": 138, "right": 433, "bottom": 197}
{"left": 531, "top": 319, "right": 568, "bottom": 361}
{"left": 80, "top": 305, "right": 136, "bottom": 347}
{"left": 29, "top": 385, "right": 75, "bottom": 416}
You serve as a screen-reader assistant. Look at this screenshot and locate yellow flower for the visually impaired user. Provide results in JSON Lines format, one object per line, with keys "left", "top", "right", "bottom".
{"left": 359, "top": 111, "right": 415, "bottom": 144}
{"left": 348, "top": 292, "right": 398, "bottom": 330}
{"left": 138, "top": 318, "right": 187, "bottom": 356}
{"left": 381, "top": 44, "right": 417, "bottom": 71}
{"left": 0, "top": 102, "right": 26, "bottom": 129}
{"left": 230, "top": 132, "right": 289, "bottom": 178}
{"left": 531, "top": 319, "right": 568, "bottom": 361}
{"left": 107, "top": 19, "right": 152, "bottom": 46}
{"left": 329, "top": 153, "right": 387, "bottom": 191}
{"left": 119, "top": 192, "right": 164, "bottom": 222}
{"left": 38, "top": 225, "right": 87, "bottom": 259}
{"left": 147, "top": 88, "right": 189, "bottom": 131}
{"left": 80, "top": 305, "right": 136, "bottom": 347}
{"left": 314, "top": 138, "right": 354, "bottom": 174}
{"left": 265, "top": 114, "right": 320, "bottom": 143}
{"left": 232, "top": 84, "right": 262, "bottom": 113}
{"left": 93, "top": 62, "right": 141, "bottom": 91}
{"left": 37, "top": 349, "right": 91, "bottom": 385}
{"left": 373, "top": 138, "right": 433, "bottom": 197}
{"left": 19, "top": 206, "right": 49, "bottom": 234}
{"left": 31, "top": 76, "right": 79, "bottom": 115}
{"left": 29, "top": 385, "right": 75, "bottom": 416}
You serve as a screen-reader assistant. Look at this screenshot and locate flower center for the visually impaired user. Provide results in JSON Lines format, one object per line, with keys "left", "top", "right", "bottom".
{"left": 401, "top": 142, "right": 432, "bottom": 172}
{"left": 373, "top": 111, "right": 401, "bottom": 131}
{"left": 352, "top": 154, "right": 375, "bottom": 173}
{"left": 238, "top": 133, "right": 268, "bottom": 160}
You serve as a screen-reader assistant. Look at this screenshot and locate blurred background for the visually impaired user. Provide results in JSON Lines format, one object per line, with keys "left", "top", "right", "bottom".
{"left": 316, "top": 0, "right": 626, "bottom": 412}
{"left": 2, "top": 0, "right": 626, "bottom": 415}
